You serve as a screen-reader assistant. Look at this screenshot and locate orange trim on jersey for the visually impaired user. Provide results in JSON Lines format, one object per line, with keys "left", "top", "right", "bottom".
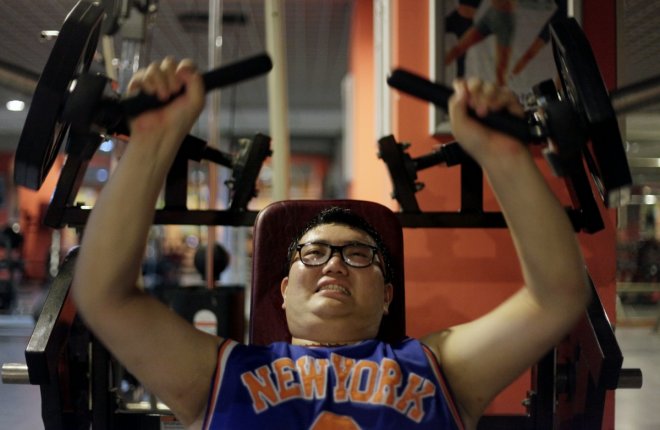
{"left": 203, "top": 339, "right": 238, "bottom": 430}
{"left": 421, "top": 345, "right": 465, "bottom": 430}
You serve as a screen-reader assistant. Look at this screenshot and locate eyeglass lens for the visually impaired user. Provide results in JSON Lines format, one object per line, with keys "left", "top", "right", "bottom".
{"left": 298, "top": 243, "right": 375, "bottom": 267}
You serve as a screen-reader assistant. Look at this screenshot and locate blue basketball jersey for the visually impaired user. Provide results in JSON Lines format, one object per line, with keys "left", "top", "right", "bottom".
{"left": 202, "top": 337, "right": 464, "bottom": 429}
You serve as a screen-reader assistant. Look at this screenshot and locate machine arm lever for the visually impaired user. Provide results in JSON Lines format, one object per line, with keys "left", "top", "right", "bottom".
{"left": 387, "top": 68, "right": 535, "bottom": 143}
{"left": 119, "top": 53, "right": 273, "bottom": 118}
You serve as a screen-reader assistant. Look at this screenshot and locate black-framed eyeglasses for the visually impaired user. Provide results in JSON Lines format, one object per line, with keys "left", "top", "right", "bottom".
{"left": 295, "top": 242, "right": 380, "bottom": 269}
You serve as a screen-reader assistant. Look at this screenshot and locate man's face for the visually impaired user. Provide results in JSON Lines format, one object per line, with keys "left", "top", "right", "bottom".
{"left": 281, "top": 223, "right": 393, "bottom": 344}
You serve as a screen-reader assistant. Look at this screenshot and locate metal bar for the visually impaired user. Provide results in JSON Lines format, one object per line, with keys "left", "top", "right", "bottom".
{"left": 55, "top": 207, "right": 260, "bottom": 227}
{"left": 25, "top": 249, "right": 79, "bottom": 385}
{"left": 611, "top": 75, "right": 660, "bottom": 115}
{"left": 477, "top": 415, "right": 532, "bottom": 429}
{"left": 207, "top": 0, "right": 223, "bottom": 290}
{"left": 617, "top": 282, "right": 660, "bottom": 293}
{"left": 396, "top": 211, "right": 507, "bottom": 228}
{"left": 52, "top": 206, "right": 588, "bottom": 231}
{"left": 1, "top": 363, "right": 29, "bottom": 384}
{"left": 617, "top": 368, "right": 643, "bottom": 389}
{"left": 532, "top": 350, "right": 557, "bottom": 429}
{"left": 265, "top": 0, "right": 291, "bottom": 200}
{"left": 164, "top": 153, "right": 189, "bottom": 210}
{"left": 460, "top": 158, "right": 483, "bottom": 212}
{"left": 583, "top": 277, "right": 624, "bottom": 390}
{"left": 91, "top": 337, "right": 111, "bottom": 430}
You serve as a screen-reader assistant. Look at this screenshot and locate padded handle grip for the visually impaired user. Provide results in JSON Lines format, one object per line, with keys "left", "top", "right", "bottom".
{"left": 120, "top": 53, "right": 273, "bottom": 118}
{"left": 387, "top": 68, "right": 533, "bottom": 143}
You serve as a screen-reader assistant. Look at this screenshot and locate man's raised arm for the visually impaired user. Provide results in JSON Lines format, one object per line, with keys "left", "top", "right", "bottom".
{"left": 72, "top": 58, "right": 221, "bottom": 427}
{"left": 422, "top": 79, "right": 590, "bottom": 428}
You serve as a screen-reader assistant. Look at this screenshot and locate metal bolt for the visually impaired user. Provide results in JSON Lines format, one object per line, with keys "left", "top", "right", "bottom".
{"left": 1, "top": 363, "right": 29, "bottom": 384}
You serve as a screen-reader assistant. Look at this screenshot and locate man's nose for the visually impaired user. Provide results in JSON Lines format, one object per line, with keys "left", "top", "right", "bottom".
{"left": 323, "top": 251, "right": 348, "bottom": 272}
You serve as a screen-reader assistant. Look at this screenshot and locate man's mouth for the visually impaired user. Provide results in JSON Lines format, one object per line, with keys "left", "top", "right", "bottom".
{"left": 316, "top": 284, "right": 351, "bottom": 296}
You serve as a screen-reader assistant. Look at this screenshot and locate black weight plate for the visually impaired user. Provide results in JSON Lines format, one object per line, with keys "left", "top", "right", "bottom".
{"left": 14, "top": 1, "right": 104, "bottom": 190}
{"left": 550, "top": 17, "right": 632, "bottom": 206}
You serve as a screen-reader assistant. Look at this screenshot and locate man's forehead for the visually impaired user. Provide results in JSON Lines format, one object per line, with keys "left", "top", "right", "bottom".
{"left": 300, "top": 223, "right": 375, "bottom": 244}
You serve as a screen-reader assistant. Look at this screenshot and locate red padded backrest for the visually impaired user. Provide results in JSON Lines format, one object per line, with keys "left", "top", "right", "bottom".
{"left": 249, "top": 200, "right": 406, "bottom": 345}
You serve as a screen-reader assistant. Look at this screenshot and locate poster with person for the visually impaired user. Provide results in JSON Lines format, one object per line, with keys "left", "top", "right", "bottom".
{"left": 434, "top": 0, "right": 571, "bottom": 133}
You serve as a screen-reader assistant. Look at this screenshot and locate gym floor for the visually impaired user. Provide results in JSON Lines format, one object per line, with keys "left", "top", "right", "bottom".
{"left": 0, "top": 282, "right": 659, "bottom": 429}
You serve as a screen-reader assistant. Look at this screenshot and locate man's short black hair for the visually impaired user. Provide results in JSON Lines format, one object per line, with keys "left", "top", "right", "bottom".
{"left": 286, "top": 206, "right": 393, "bottom": 283}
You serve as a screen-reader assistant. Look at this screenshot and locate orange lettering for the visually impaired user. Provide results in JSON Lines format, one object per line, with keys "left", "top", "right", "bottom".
{"left": 240, "top": 366, "right": 280, "bottom": 413}
{"left": 273, "top": 358, "right": 302, "bottom": 401}
{"left": 296, "top": 356, "right": 329, "bottom": 399}
{"left": 371, "top": 358, "right": 402, "bottom": 406}
{"left": 349, "top": 360, "right": 379, "bottom": 402}
{"left": 331, "top": 353, "right": 356, "bottom": 402}
{"left": 394, "top": 373, "right": 436, "bottom": 423}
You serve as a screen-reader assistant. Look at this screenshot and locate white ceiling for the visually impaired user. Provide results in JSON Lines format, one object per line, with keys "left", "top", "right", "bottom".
{"left": 0, "top": 0, "right": 353, "bottom": 153}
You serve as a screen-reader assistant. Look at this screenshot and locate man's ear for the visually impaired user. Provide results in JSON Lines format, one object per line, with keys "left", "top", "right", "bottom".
{"left": 280, "top": 277, "right": 289, "bottom": 310}
{"left": 383, "top": 283, "right": 394, "bottom": 315}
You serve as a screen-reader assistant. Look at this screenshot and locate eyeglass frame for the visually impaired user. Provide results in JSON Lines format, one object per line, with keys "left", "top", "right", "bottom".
{"left": 293, "top": 241, "right": 386, "bottom": 275}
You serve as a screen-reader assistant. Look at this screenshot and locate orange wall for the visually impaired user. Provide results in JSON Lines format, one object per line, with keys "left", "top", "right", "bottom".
{"left": 349, "top": 0, "right": 618, "bottom": 423}
{"left": 347, "top": 0, "right": 393, "bottom": 205}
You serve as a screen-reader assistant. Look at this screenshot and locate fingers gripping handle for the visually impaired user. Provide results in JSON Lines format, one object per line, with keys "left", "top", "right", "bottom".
{"left": 387, "top": 68, "right": 533, "bottom": 143}
{"left": 387, "top": 69, "right": 454, "bottom": 109}
{"left": 119, "top": 53, "right": 273, "bottom": 118}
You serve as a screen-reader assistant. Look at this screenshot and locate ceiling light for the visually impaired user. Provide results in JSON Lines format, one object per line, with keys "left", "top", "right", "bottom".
{"left": 96, "top": 168, "right": 109, "bottom": 183}
{"left": 6, "top": 100, "right": 25, "bottom": 112}
{"left": 40, "top": 30, "right": 59, "bottom": 40}
{"left": 644, "top": 194, "right": 657, "bottom": 205}
{"left": 99, "top": 139, "right": 114, "bottom": 153}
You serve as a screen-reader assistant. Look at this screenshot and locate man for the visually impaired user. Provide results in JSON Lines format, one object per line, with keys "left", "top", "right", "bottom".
{"left": 203, "top": 206, "right": 463, "bottom": 428}
{"left": 72, "top": 58, "right": 589, "bottom": 429}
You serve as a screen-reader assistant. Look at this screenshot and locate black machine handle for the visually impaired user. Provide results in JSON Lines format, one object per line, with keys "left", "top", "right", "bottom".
{"left": 387, "top": 68, "right": 534, "bottom": 143}
{"left": 119, "top": 53, "right": 273, "bottom": 118}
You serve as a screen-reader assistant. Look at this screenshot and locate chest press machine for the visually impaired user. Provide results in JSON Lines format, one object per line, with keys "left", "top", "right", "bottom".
{"left": 0, "top": 1, "right": 648, "bottom": 429}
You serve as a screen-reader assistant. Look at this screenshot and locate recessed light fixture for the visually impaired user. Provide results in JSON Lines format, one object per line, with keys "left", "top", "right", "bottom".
{"left": 644, "top": 194, "right": 657, "bottom": 205}
{"left": 99, "top": 139, "right": 114, "bottom": 153}
{"left": 6, "top": 100, "right": 25, "bottom": 112}
{"left": 96, "top": 168, "right": 109, "bottom": 183}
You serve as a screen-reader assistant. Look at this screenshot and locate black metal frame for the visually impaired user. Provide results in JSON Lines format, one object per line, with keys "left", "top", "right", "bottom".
{"left": 43, "top": 129, "right": 267, "bottom": 230}
{"left": 378, "top": 134, "right": 596, "bottom": 232}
